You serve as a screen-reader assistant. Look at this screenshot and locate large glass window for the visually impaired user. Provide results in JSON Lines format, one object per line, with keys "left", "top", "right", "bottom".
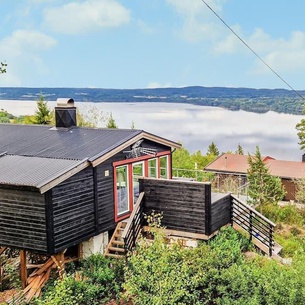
{"left": 160, "top": 156, "right": 168, "bottom": 178}
{"left": 148, "top": 158, "right": 158, "bottom": 178}
{"left": 114, "top": 152, "right": 171, "bottom": 220}
{"left": 116, "top": 166, "right": 129, "bottom": 215}
{"left": 132, "top": 162, "right": 144, "bottom": 204}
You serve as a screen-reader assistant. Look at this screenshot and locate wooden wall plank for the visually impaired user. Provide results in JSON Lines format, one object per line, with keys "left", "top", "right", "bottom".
{"left": 210, "top": 195, "right": 231, "bottom": 232}
{"left": 141, "top": 178, "right": 210, "bottom": 234}
{"left": 52, "top": 167, "right": 95, "bottom": 253}
{"left": 0, "top": 188, "right": 47, "bottom": 252}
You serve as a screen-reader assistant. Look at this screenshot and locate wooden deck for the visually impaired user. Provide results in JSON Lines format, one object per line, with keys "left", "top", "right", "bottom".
{"left": 105, "top": 180, "right": 280, "bottom": 258}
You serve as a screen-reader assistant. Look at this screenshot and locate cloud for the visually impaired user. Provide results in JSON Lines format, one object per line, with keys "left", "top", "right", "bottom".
{"left": 167, "top": 0, "right": 305, "bottom": 78}
{"left": 256, "top": 31, "right": 305, "bottom": 73}
{"left": 147, "top": 82, "right": 172, "bottom": 89}
{"left": 0, "top": 30, "right": 56, "bottom": 55}
{"left": 215, "top": 27, "right": 305, "bottom": 74}
{"left": 0, "top": 30, "right": 56, "bottom": 86}
{"left": 166, "top": 0, "right": 227, "bottom": 42}
{"left": 44, "top": 0, "right": 131, "bottom": 34}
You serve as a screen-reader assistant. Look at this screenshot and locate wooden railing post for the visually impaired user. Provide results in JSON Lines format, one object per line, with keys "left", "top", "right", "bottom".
{"left": 230, "top": 197, "right": 234, "bottom": 226}
{"left": 132, "top": 217, "right": 136, "bottom": 248}
{"left": 269, "top": 224, "right": 273, "bottom": 257}
{"left": 249, "top": 211, "right": 253, "bottom": 241}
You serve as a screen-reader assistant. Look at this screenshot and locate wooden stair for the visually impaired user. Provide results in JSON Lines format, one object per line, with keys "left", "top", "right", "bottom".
{"left": 104, "top": 221, "right": 127, "bottom": 258}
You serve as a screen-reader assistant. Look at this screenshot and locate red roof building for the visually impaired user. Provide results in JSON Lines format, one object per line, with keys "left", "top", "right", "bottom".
{"left": 204, "top": 153, "right": 305, "bottom": 201}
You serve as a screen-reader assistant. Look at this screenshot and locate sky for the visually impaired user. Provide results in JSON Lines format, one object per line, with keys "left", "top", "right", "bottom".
{"left": 1, "top": 0, "right": 305, "bottom": 90}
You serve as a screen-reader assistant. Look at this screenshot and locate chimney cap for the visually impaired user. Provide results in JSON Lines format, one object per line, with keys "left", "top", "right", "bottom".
{"left": 56, "top": 98, "right": 74, "bottom": 108}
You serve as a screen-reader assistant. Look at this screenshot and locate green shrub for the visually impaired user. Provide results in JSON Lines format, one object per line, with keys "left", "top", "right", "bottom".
{"left": 32, "top": 254, "right": 124, "bottom": 305}
{"left": 261, "top": 204, "right": 305, "bottom": 226}
{"left": 124, "top": 227, "right": 254, "bottom": 305}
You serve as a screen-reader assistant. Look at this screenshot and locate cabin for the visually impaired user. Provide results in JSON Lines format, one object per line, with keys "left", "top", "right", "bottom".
{"left": 0, "top": 99, "right": 280, "bottom": 297}
{"left": 204, "top": 153, "right": 305, "bottom": 201}
{"left": 0, "top": 98, "right": 181, "bottom": 256}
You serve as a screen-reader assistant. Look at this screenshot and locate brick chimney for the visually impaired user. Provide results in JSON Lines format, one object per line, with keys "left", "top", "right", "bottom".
{"left": 55, "top": 98, "right": 77, "bottom": 128}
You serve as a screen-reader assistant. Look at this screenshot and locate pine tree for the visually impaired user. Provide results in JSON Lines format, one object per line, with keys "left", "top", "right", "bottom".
{"left": 235, "top": 143, "right": 244, "bottom": 155}
{"left": 247, "top": 146, "right": 286, "bottom": 212}
{"left": 33, "top": 95, "right": 52, "bottom": 125}
{"left": 106, "top": 113, "right": 118, "bottom": 128}
{"left": 296, "top": 117, "right": 305, "bottom": 150}
{"left": 207, "top": 142, "right": 219, "bottom": 156}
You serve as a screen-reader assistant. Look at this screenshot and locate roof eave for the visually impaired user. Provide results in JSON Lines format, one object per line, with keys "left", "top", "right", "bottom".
{"left": 91, "top": 131, "right": 181, "bottom": 167}
{"left": 38, "top": 158, "right": 90, "bottom": 194}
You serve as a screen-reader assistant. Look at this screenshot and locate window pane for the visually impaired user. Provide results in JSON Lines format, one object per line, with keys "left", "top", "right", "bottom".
{"left": 160, "top": 156, "right": 168, "bottom": 179}
{"left": 116, "top": 166, "right": 129, "bottom": 215}
{"left": 148, "top": 159, "right": 157, "bottom": 178}
{"left": 132, "top": 162, "right": 144, "bottom": 204}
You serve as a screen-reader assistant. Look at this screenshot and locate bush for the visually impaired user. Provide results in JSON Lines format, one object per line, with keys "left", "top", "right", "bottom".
{"left": 123, "top": 227, "right": 253, "bottom": 305}
{"left": 32, "top": 254, "right": 124, "bottom": 305}
{"left": 261, "top": 204, "right": 305, "bottom": 226}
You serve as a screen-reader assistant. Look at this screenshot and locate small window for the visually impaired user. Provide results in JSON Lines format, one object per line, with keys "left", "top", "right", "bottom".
{"left": 116, "top": 165, "right": 129, "bottom": 215}
{"left": 160, "top": 155, "right": 168, "bottom": 179}
{"left": 148, "top": 158, "right": 157, "bottom": 178}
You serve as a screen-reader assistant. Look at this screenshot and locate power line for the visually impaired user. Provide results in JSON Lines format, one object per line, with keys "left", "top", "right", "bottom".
{"left": 201, "top": 0, "right": 305, "bottom": 101}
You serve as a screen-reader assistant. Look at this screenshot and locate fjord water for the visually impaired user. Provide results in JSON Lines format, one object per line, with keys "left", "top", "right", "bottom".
{"left": 0, "top": 100, "right": 302, "bottom": 161}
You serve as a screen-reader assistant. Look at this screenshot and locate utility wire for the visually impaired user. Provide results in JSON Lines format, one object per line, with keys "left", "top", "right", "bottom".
{"left": 201, "top": 0, "right": 305, "bottom": 101}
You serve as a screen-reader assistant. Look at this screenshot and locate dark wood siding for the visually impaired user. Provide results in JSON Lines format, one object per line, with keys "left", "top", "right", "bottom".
{"left": 95, "top": 143, "right": 173, "bottom": 234}
{"left": 51, "top": 167, "right": 95, "bottom": 253}
{"left": 96, "top": 153, "right": 124, "bottom": 233}
{"left": 0, "top": 188, "right": 47, "bottom": 252}
{"left": 211, "top": 194, "right": 231, "bottom": 232}
{"left": 140, "top": 178, "right": 211, "bottom": 234}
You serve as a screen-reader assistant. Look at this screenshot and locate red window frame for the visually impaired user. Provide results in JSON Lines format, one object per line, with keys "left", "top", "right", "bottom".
{"left": 114, "top": 151, "right": 171, "bottom": 221}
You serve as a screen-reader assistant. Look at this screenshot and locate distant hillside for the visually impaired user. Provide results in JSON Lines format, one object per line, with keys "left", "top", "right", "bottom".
{"left": 0, "top": 86, "right": 304, "bottom": 115}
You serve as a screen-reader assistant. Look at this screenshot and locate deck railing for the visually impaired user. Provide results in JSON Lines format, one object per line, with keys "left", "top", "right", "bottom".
{"left": 122, "top": 192, "right": 145, "bottom": 253}
{"left": 231, "top": 195, "right": 276, "bottom": 256}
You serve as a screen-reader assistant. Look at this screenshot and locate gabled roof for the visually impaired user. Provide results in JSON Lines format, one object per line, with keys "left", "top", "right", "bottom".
{"left": 205, "top": 154, "right": 250, "bottom": 174}
{"left": 204, "top": 153, "right": 305, "bottom": 179}
{"left": 0, "top": 124, "right": 181, "bottom": 193}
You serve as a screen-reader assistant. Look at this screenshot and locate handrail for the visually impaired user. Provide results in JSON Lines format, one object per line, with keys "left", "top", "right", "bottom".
{"left": 237, "top": 182, "right": 249, "bottom": 190}
{"left": 231, "top": 195, "right": 275, "bottom": 256}
{"left": 122, "top": 192, "right": 145, "bottom": 253}
{"left": 121, "top": 192, "right": 144, "bottom": 239}
{"left": 231, "top": 194, "right": 275, "bottom": 227}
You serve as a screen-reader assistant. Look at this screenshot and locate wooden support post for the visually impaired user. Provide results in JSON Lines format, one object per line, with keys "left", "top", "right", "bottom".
{"left": 51, "top": 252, "right": 65, "bottom": 280}
{"left": 20, "top": 249, "right": 27, "bottom": 289}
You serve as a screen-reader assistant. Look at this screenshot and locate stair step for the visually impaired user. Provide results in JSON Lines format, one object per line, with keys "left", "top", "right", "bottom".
{"left": 105, "top": 253, "right": 125, "bottom": 258}
{"left": 273, "top": 242, "right": 283, "bottom": 255}
{"left": 114, "top": 234, "right": 123, "bottom": 238}
{"left": 112, "top": 240, "right": 124, "bottom": 246}
{"left": 108, "top": 247, "right": 125, "bottom": 253}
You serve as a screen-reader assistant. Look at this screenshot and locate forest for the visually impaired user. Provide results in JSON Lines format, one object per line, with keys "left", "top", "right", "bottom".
{"left": 0, "top": 86, "right": 304, "bottom": 115}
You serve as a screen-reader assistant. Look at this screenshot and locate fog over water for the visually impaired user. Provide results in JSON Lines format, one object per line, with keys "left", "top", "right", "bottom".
{"left": 0, "top": 100, "right": 303, "bottom": 162}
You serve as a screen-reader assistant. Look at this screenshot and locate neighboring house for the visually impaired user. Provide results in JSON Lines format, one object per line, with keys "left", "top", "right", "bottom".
{"left": 0, "top": 98, "right": 181, "bottom": 255}
{"left": 204, "top": 153, "right": 305, "bottom": 201}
